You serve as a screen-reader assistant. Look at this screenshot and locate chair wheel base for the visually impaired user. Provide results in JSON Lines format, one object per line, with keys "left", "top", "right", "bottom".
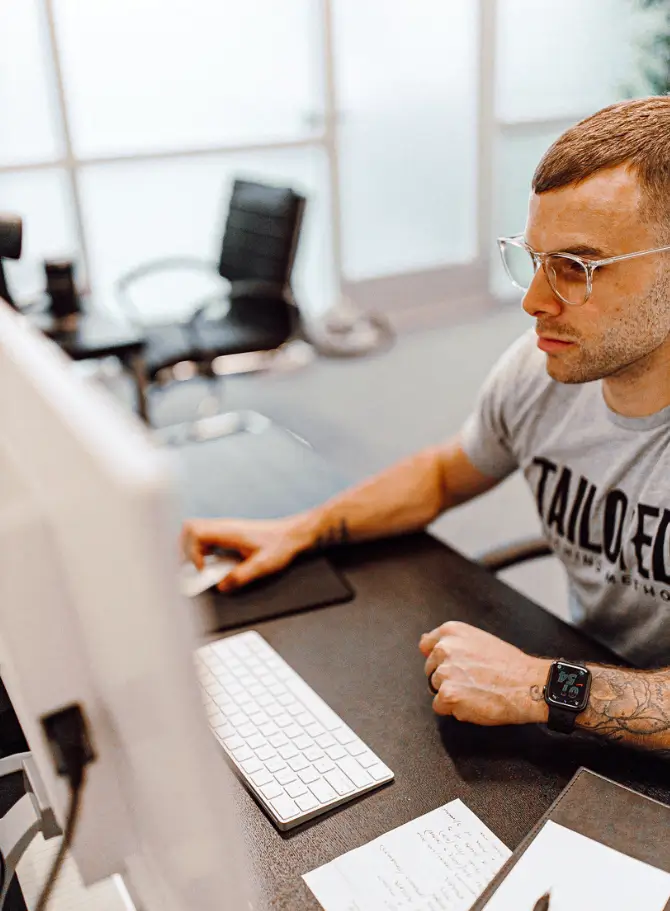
{"left": 154, "top": 410, "right": 272, "bottom": 446}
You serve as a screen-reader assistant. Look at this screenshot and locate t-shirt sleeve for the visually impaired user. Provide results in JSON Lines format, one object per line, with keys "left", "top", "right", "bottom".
{"left": 459, "top": 333, "right": 532, "bottom": 481}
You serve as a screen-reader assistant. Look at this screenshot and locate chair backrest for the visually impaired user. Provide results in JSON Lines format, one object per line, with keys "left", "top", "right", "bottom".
{"left": 218, "top": 180, "right": 306, "bottom": 289}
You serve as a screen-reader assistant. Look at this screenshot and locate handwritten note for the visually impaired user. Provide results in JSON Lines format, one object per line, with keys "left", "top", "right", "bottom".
{"left": 483, "top": 821, "right": 670, "bottom": 911}
{"left": 303, "top": 799, "right": 511, "bottom": 911}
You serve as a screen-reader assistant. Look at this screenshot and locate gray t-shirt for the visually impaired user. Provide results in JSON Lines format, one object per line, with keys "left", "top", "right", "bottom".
{"left": 461, "top": 328, "right": 670, "bottom": 667}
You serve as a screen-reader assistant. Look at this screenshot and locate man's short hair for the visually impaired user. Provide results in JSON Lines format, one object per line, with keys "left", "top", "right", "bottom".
{"left": 532, "top": 96, "right": 670, "bottom": 237}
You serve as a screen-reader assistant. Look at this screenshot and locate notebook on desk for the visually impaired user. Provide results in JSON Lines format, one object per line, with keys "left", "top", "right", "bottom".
{"left": 470, "top": 768, "right": 670, "bottom": 911}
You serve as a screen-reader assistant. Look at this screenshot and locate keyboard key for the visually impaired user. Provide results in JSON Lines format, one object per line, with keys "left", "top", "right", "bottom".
{"left": 270, "top": 795, "right": 299, "bottom": 821}
{"left": 223, "top": 734, "right": 244, "bottom": 751}
{"left": 288, "top": 756, "right": 309, "bottom": 772}
{"left": 326, "top": 745, "right": 347, "bottom": 761}
{"left": 296, "top": 713, "right": 315, "bottom": 727}
{"left": 304, "top": 722, "right": 324, "bottom": 738}
{"left": 314, "top": 757, "right": 335, "bottom": 775}
{"left": 275, "top": 768, "right": 297, "bottom": 786}
{"left": 293, "top": 735, "right": 313, "bottom": 751}
{"left": 250, "top": 769, "right": 273, "bottom": 787}
{"left": 305, "top": 746, "right": 323, "bottom": 762}
{"left": 324, "top": 769, "right": 355, "bottom": 796}
{"left": 256, "top": 745, "right": 276, "bottom": 762}
{"left": 248, "top": 712, "right": 268, "bottom": 726}
{"left": 230, "top": 745, "right": 253, "bottom": 762}
{"left": 356, "top": 750, "right": 378, "bottom": 768}
{"left": 240, "top": 758, "right": 263, "bottom": 775}
{"left": 337, "top": 756, "right": 372, "bottom": 789}
{"left": 298, "top": 766, "right": 320, "bottom": 785}
{"left": 284, "top": 724, "right": 302, "bottom": 740}
{"left": 287, "top": 703, "right": 304, "bottom": 717}
{"left": 228, "top": 712, "right": 247, "bottom": 728}
{"left": 347, "top": 741, "right": 367, "bottom": 758}
{"left": 278, "top": 744, "right": 298, "bottom": 761}
{"left": 209, "top": 712, "right": 226, "bottom": 729}
{"left": 285, "top": 781, "right": 308, "bottom": 799}
{"left": 258, "top": 721, "right": 279, "bottom": 738}
{"left": 237, "top": 723, "right": 256, "bottom": 739}
{"left": 265, "top": 757, "right": 286, "bottom": 774}
{"left": 334, "top": 728, "right": 356, "bottom": 746}
{"left": 295, "top": 792, "right": 319, "bottom": 812}
{"left": 309, "top": 779, "right": 337, "bottom": 804}
{"left": 315, "top": 733, "right": 336, "bottom": 749}
{"left": 274, "top": 714, "right": 292, "bottom": 729}
{"left": 277, "top": 693, "right": 294, "bottom": 707}
{"left": 260, "top": 782, "right": 283, "bottom": 801}
{"left": 367, "top": 763, "right": 392, "bottom": 782}
{"left": 268, "top": 733, "right": 288, "bottom": 748}
{"left": 257, "top": 694, "right": 274, "bottom": 708}
{"left": 246, "top": 734, "right": 267, "bottom": 751}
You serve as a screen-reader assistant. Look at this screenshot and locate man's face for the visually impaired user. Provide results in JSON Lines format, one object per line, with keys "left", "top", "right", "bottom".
{"left": 523, "top": 164, "right": 670, "bottom": 384}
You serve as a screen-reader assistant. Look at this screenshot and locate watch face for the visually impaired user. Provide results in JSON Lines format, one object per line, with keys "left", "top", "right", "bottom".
{"left": 547, "top": 663, "right": 590, "bottom": 710}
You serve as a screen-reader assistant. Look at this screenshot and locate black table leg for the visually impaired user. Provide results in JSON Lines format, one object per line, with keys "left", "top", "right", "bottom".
{"left": 126, "top": 354, "right": 150, "bottom": 424}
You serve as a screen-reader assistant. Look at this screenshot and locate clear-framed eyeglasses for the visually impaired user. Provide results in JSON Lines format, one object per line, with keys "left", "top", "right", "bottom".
{"left": 497, "top": 233, "right": 670, "bottom": 306}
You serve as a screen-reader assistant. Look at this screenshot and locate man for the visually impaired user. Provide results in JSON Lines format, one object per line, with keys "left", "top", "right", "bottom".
{"left": 183, "top": 96, "right": 670, "bottom": 755}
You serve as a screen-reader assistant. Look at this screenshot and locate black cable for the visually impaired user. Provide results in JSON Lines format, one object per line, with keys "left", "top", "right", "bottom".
{"left": 34, "top": 762, "right": 86, "bottom": 911}
{"left": 35, "top": 705, "right": 95, "bottom": 911}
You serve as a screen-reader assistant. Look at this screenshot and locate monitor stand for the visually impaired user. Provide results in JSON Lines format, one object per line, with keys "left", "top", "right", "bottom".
{"left": 0, "top": 753, "right": 60, "bottom": 906}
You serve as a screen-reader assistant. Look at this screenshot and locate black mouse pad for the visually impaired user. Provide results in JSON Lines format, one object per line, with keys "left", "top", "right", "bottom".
{"left": 202, "top": 556, "right": 354, "bottom": 633}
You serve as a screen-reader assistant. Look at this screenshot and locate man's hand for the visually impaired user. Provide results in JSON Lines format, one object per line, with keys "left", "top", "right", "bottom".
{"left": 419, "top": 621, "right": 550, "bottom": 726}
{"left": 181, "top": 515, "right": 314, "bottom": 591}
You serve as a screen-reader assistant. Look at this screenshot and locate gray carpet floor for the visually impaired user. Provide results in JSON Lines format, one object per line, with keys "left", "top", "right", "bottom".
{"left": 93, "top": 303, "right": 569, "bottom": 622}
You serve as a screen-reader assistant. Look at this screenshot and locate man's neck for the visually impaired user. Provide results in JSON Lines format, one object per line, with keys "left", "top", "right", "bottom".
{"left": 602, "top": 341, "right": 670, "bottom": 418}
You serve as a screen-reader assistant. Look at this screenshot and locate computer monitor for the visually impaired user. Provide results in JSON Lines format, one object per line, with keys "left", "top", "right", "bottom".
{"left": 0, "top": 300, "right": 252, "bottom": 910}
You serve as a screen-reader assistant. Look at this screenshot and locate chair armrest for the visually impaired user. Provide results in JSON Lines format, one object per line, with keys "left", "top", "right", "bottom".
{"left": 115, "top": 257, "right": 219, "bottom": 323}
{"left": 477, "top": 537, "right": 553, "bottom": 573}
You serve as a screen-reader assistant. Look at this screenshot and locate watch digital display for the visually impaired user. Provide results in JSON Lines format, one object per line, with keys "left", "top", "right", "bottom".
{"left": 546, "top": 663, "right": 590, "bottom": 710}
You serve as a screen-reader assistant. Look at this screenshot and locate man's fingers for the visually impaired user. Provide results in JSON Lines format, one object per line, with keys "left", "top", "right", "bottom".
{"left": 432, "top": 683, "right": 457, "bottom": 716}
{"left": 419, "top": 621, "right": 460, "bottom": 657}
{"left": 218, "top": 551, "right": 279, "bottom": 592}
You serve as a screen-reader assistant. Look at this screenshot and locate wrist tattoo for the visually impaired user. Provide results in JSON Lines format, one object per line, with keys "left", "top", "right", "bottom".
{"left": 530, "top": 684, "right": 544, "bottom": 703}
{"left": 314, "top": 519, "right": 351, "bottom": 551}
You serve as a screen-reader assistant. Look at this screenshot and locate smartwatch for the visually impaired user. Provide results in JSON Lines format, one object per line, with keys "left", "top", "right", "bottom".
{"left": 543, "top": 659, "right": 591, "bottom": 734}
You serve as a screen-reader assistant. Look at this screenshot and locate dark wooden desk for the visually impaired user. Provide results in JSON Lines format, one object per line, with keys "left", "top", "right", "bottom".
{"left": 176, "top": 424, "right": 670, "bottom": 910}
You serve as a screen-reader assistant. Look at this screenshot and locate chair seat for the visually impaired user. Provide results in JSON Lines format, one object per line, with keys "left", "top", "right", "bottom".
{"left": 191, "top": 311, "right": 292, "bottom": 359}
{"left": 142, "top": 323, "right": 199, "bottom": 379}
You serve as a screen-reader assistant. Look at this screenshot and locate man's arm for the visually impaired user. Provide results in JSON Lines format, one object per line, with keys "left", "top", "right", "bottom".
{"left": 420, "top": 622, "right": 670, "bottom": 756}
{"left": 531, "top": 664, "right": 670, "bottom": 755}
{"left": 300, "top": 437, "right": 500, "bottom": 549}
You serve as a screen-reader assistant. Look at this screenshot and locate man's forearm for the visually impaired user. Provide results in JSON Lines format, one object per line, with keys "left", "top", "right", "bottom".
{"left": 578, "top": 665, "right": 670, "bottom": 754}
{"left": 297, "top": 447, "right": 448, "bottom": 549}
{"left": 529, "top": 663, "right": 670, "bottom": 754}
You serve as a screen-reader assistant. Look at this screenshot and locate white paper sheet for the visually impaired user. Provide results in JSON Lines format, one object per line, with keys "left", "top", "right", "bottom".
{"left": 303, "top": 799, "right": 511, "bottom": 911}
{"left": 483, "top": 821, "right": 670, "bottom": 911}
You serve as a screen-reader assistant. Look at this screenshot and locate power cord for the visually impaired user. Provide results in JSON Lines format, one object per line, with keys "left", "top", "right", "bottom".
{"left": 35, "top": 705, "right": 95, "bottom": 911}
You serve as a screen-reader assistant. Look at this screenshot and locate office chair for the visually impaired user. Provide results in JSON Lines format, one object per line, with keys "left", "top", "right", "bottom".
{"left": 116, "top": 179, "right": 306, "bottom": 442}
{"left": 478, "top": 536, "right": 553, "bottom": 573}
{"left": 0, "top": 214, "right": 22, "bottom": 307}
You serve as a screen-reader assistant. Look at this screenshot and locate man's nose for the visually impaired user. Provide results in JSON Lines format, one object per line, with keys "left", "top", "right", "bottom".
{"left": 522, "top": 267, "right": 563, "bottom": 319}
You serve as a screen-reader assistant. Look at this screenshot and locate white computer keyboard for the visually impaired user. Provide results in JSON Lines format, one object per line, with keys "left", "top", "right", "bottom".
{"left": 196, "top": 631, "right": 393, "bottom": 830}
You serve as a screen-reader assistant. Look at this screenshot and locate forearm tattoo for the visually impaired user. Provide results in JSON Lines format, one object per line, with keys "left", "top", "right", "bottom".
{"left": 313, "top": 519, "right": 351, "bottom": 551}
{"left": 581, "top": 667, "right": 670, "bottom": 756}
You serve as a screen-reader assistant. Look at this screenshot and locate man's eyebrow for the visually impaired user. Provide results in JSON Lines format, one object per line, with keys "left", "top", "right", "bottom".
{"left": 553, "top": 243, "right": 607, "bottom": 257}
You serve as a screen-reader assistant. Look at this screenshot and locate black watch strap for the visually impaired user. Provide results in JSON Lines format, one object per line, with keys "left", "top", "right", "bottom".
{"left": 547, "top": 704, "right": 579, "bottom": 733}
{"left": 546, "top": 659, "right": 587, "bottom": 735}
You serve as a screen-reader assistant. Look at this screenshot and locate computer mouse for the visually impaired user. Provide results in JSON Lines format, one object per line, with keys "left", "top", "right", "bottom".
{"left": 179, "top": 554, "right": 240, "bottom": 598}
